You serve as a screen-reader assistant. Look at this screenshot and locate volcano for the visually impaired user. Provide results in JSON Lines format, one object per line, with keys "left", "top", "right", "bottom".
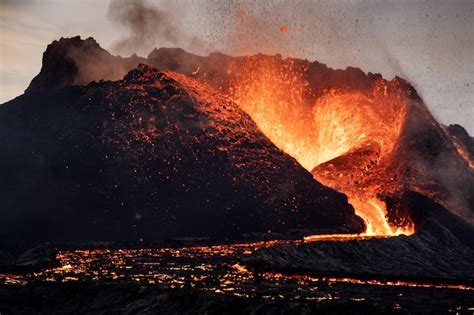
{"left": 0, "top": 39, "right": 365, "bottom": 243}
{"left": 146, "top": 46, "right": 474, "bottom": 236}
{"left": 4, "top": 36, "right": 472, "bottom": 242}
{"left": 1, "top": 36, "right": 474, "bottom": 314}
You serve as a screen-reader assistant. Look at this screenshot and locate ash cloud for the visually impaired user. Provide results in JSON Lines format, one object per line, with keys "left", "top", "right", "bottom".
{"left": 107, "top": 0, "right": 205, "bottom": 56}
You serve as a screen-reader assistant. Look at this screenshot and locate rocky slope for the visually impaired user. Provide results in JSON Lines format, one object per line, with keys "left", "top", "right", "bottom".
{"left": 1, "top": 61, "right": 363, "bottom": 243}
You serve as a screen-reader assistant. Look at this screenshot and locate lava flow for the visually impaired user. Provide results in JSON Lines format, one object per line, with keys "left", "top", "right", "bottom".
{"left": 228, "top": 56, "right": 416, "bottom": 239}
{"left": 2, "top": 244, "right": 472, "bottom": 294}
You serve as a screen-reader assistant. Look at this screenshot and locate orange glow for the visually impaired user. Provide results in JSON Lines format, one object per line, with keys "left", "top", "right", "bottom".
{"left": 228, "top": 57, "right": 415, "bottom": 238}
{"left": 303, "top": 233, "right": 384, "bottom": 242}
{"left": 229, "top": 56, "right": 314, "bottom": 169}
{"left": 260, "top": 271, "right": 474, "bottom": 291}
{"left": 309, "top": 85, "right": 415, "bottom": 237}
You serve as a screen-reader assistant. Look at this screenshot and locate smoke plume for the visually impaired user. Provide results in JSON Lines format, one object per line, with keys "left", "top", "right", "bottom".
{"left": 108, "top": 0, "right": 204, "bottom": 56}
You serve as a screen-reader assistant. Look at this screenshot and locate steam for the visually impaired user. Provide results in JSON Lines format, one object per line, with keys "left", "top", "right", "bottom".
{"left": 68, "top": 44, "right": 143, "bottom": 85}
{"left": 108, "top": 0, "right": 205, "bottom": 56}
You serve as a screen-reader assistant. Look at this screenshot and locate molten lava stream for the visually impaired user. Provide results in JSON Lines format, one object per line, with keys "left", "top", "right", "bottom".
{"left": 350, "top": 198, "right": 414, "bottom": 236}
{"left": 304, "top": 197, "right": 414, "bottom": 242}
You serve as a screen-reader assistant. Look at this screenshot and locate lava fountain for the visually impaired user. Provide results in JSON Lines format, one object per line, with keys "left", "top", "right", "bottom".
{"left": 228, "top": 56, "right": 415, "bottom": 238}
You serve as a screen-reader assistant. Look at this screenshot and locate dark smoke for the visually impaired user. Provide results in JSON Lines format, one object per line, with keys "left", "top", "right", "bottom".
{"left": 108, "top": 0, "right": 204, "bottom": 56}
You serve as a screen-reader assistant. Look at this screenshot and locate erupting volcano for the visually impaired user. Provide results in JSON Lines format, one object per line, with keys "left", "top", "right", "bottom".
{"left": 227, "top": 57, "right": 415, "bottom": 237}
{"left": 1, "top": 37, "right": 472, "bottom": 241}
{"left": 234, "top": 59, "right": 473, "bottom": 238}
{"left": 147, "top": 48, "right": 473, "bottom": 239}
{"left": 1, "top": 34, "right": 473, "bottom": 313}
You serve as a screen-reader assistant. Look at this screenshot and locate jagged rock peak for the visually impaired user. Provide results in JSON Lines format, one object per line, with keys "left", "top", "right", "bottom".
{"left": 41, "top": 36, "right": 104, "bottom": 60}
{"left": 25, "top": 36, "right": 147, "bottom": 94}
{"left": 25, "top": 36, "right": 108, "bottom": 93}
{"left": 50, "top": 36, "right": 102, "bottom": 51}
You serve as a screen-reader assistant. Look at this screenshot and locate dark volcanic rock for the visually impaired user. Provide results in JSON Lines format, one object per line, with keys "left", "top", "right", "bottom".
{"left": 246, "top": 192, "right": 474, "bottom": 280}
{"left": 246, "top": 225, "right": 474, "bottom": 281}
{"left": 0, "top": 63, "right": 363, "bottom": 243}
{"left": 1, "top": 281, "right": 473, "bottom": 314}
{"left": 14, "top": 244, "right": 59, "bottom": 270}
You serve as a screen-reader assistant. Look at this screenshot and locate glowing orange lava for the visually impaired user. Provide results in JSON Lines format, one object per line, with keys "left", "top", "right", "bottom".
{"left": 228, "top": 57, "right": 415, "bottom": 238}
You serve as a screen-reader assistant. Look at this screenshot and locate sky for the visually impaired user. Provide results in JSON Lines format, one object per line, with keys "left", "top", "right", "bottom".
{"left": 0, "top": 0, "right": 473, "bottom": 133}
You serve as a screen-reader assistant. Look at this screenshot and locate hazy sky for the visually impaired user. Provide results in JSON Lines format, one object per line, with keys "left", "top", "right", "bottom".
{"left": 1, "top": 0, "right": 473, "bottom": 133}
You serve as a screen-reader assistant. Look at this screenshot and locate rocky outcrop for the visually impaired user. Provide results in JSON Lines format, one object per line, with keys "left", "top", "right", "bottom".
{"left": 26, "top": 36, "right": 145, "bottom": 94}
